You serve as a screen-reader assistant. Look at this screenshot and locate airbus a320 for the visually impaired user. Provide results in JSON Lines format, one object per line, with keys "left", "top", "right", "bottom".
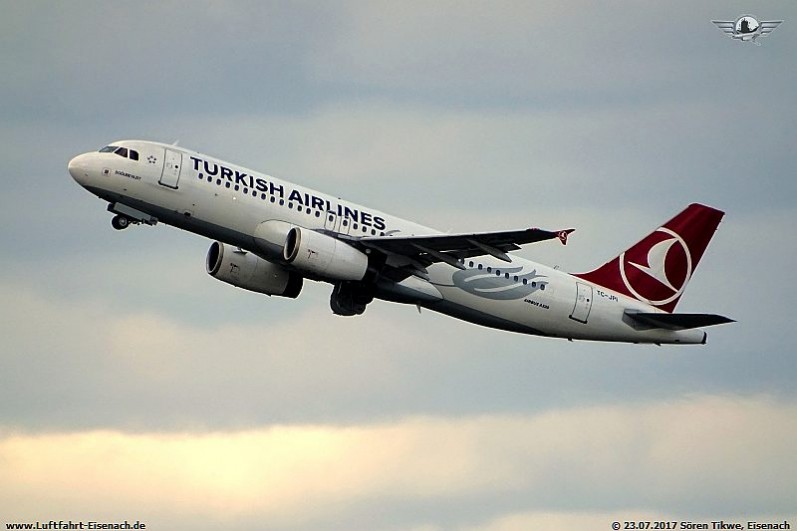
{"left": 68, "top": 140, "right": 733, "bottom": 345}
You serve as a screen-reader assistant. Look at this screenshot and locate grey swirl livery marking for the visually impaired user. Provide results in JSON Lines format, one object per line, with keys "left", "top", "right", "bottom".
{"left": 436, "top": 266, "right": 549, "bottom": 301}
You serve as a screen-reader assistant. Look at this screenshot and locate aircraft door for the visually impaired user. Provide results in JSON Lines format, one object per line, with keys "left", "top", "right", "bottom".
{"left": 324, "top": 211, "right": 339, "bottom": 232}
{"left": 339, "top": 215, "right": 355, "bottom": 235}
{"left": 569, "top": 282, "right": 593, "bottom": 324}
{"left": 159, "top": 149, "right": 182, "bottom": 189}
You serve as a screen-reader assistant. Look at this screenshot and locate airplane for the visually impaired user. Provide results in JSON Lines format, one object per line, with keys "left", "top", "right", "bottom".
{"left": 68, "top": 140, "right": 733, "bottom": 345}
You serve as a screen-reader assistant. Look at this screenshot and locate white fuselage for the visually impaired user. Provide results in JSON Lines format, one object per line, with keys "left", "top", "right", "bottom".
{"left": 68, "top": 140, "right": 708, "bottom": 345}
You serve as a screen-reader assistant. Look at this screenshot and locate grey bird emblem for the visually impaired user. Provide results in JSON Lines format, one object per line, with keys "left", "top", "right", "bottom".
{"left": 712, "top": 16, "right": 782, "bottom": 45}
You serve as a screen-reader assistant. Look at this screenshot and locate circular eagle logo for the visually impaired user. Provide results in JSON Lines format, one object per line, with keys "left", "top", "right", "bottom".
{"left": 619, "top": 227, "right": 693, "bottom": 307}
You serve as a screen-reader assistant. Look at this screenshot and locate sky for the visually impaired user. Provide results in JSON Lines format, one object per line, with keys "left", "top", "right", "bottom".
{"left": 1, "top": 1, "right": 795, "bottom": 529}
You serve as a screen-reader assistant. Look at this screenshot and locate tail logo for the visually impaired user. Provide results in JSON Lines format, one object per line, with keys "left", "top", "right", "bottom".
{"left": 619, "top": 227, "right": 693, "bottom": 306}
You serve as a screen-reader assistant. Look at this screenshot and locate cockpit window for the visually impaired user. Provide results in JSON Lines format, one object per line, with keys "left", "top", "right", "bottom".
{"left": 99, "top": 145, "right": 140, "bottom": 160}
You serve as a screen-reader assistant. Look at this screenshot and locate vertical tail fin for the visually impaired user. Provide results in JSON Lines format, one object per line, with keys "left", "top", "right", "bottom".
{"left": 576, "top": 203, "right": 724, "bottom": 312}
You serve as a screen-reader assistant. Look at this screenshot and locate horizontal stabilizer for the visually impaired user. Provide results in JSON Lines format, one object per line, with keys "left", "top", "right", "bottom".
{"left": 625, "top": 311, "right": 734, "bottom": 330}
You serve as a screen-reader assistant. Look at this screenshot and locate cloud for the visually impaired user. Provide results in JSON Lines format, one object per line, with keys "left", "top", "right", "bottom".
{"left": 0, "top": 279, "right": 433, "bottom": 430}
{"left": 309, "top": 3, "right": 689, "bottom": 99}
{"left": 0, "top": 2, "right": 340, "bottom": 123}
{"left": 306, "top": 1, "right": 797, "bottom": 112}
{"left": 1, "top": 395, "right": 795, "bottom": 530}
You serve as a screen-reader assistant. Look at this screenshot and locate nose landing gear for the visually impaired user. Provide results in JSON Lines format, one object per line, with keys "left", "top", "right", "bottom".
{"left": 107, "top": 202, "right": 157, "bottom": 230}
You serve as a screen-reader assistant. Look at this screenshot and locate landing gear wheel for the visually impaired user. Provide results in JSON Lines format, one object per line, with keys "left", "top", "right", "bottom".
{"left": 111, "top": 215, "right": 131, "bottom": 230}
{"left": 330, "top": 281, "right": 374, "bottom": 316}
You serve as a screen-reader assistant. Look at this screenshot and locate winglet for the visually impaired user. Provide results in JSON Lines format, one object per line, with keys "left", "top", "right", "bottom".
{"left": 558, "top": 229, "right": 575, "bottom": 245}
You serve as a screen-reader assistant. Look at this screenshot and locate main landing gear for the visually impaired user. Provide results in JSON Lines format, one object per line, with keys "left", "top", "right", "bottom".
{"left": 330, "top": 281, "right": 375, "bottom": 316}
{"left": 111, "top": 215, "right": 132, "bottom": 230}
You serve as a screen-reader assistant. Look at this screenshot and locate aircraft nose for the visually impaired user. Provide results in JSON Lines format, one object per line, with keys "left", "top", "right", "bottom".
{"left": 68, "top": 153, "right": 91, "bottom": 184}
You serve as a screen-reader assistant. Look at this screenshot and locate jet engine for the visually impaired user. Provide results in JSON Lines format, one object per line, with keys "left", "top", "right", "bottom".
{"left": 283, "top": 227, "right": 368, "bottom": 281}
{"left": 206, "top": 241, "right": 302, "bottom": 298}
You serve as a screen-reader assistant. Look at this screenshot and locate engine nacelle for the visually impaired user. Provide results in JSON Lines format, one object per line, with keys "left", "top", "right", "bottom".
{"left": 283, "top": 227, "right": 368, "bottom": 281}
{"left": 206, "top": 241, "right": 303, "bottom": 298}
{"left": 253, "top": 219, "right": 293, "bottom": 261}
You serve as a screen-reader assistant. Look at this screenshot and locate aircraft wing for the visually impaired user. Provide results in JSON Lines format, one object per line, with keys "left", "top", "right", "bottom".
{"left": 339, "top": 227, "right": 573, "bottom": 277}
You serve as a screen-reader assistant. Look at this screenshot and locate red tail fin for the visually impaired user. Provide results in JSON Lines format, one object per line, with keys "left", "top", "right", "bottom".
{"left": 576, "top": 204, "right": 724, "bottom": 312}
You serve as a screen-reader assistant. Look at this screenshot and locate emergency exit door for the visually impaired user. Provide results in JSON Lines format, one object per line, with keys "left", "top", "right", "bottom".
{"left": 159, "top": 149, "right": 182, "bottom": 189}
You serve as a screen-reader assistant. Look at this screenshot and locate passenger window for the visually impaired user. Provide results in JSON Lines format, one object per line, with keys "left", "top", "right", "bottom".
{"left": 129, "top": 150, "right": 139, "bottom": 161}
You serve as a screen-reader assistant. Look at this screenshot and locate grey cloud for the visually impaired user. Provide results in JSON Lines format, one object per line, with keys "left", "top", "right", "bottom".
{"left": 310, "top": 2, "right": 795, "bottom": 108}
{"left": 1, "top": 396, "right": 794, "bottom": 530}
{"left": 0, "top": 1, "right": 339, "bottom": 124}
{"left": 2, "top": 253, "right": 794, "bottom": 433}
